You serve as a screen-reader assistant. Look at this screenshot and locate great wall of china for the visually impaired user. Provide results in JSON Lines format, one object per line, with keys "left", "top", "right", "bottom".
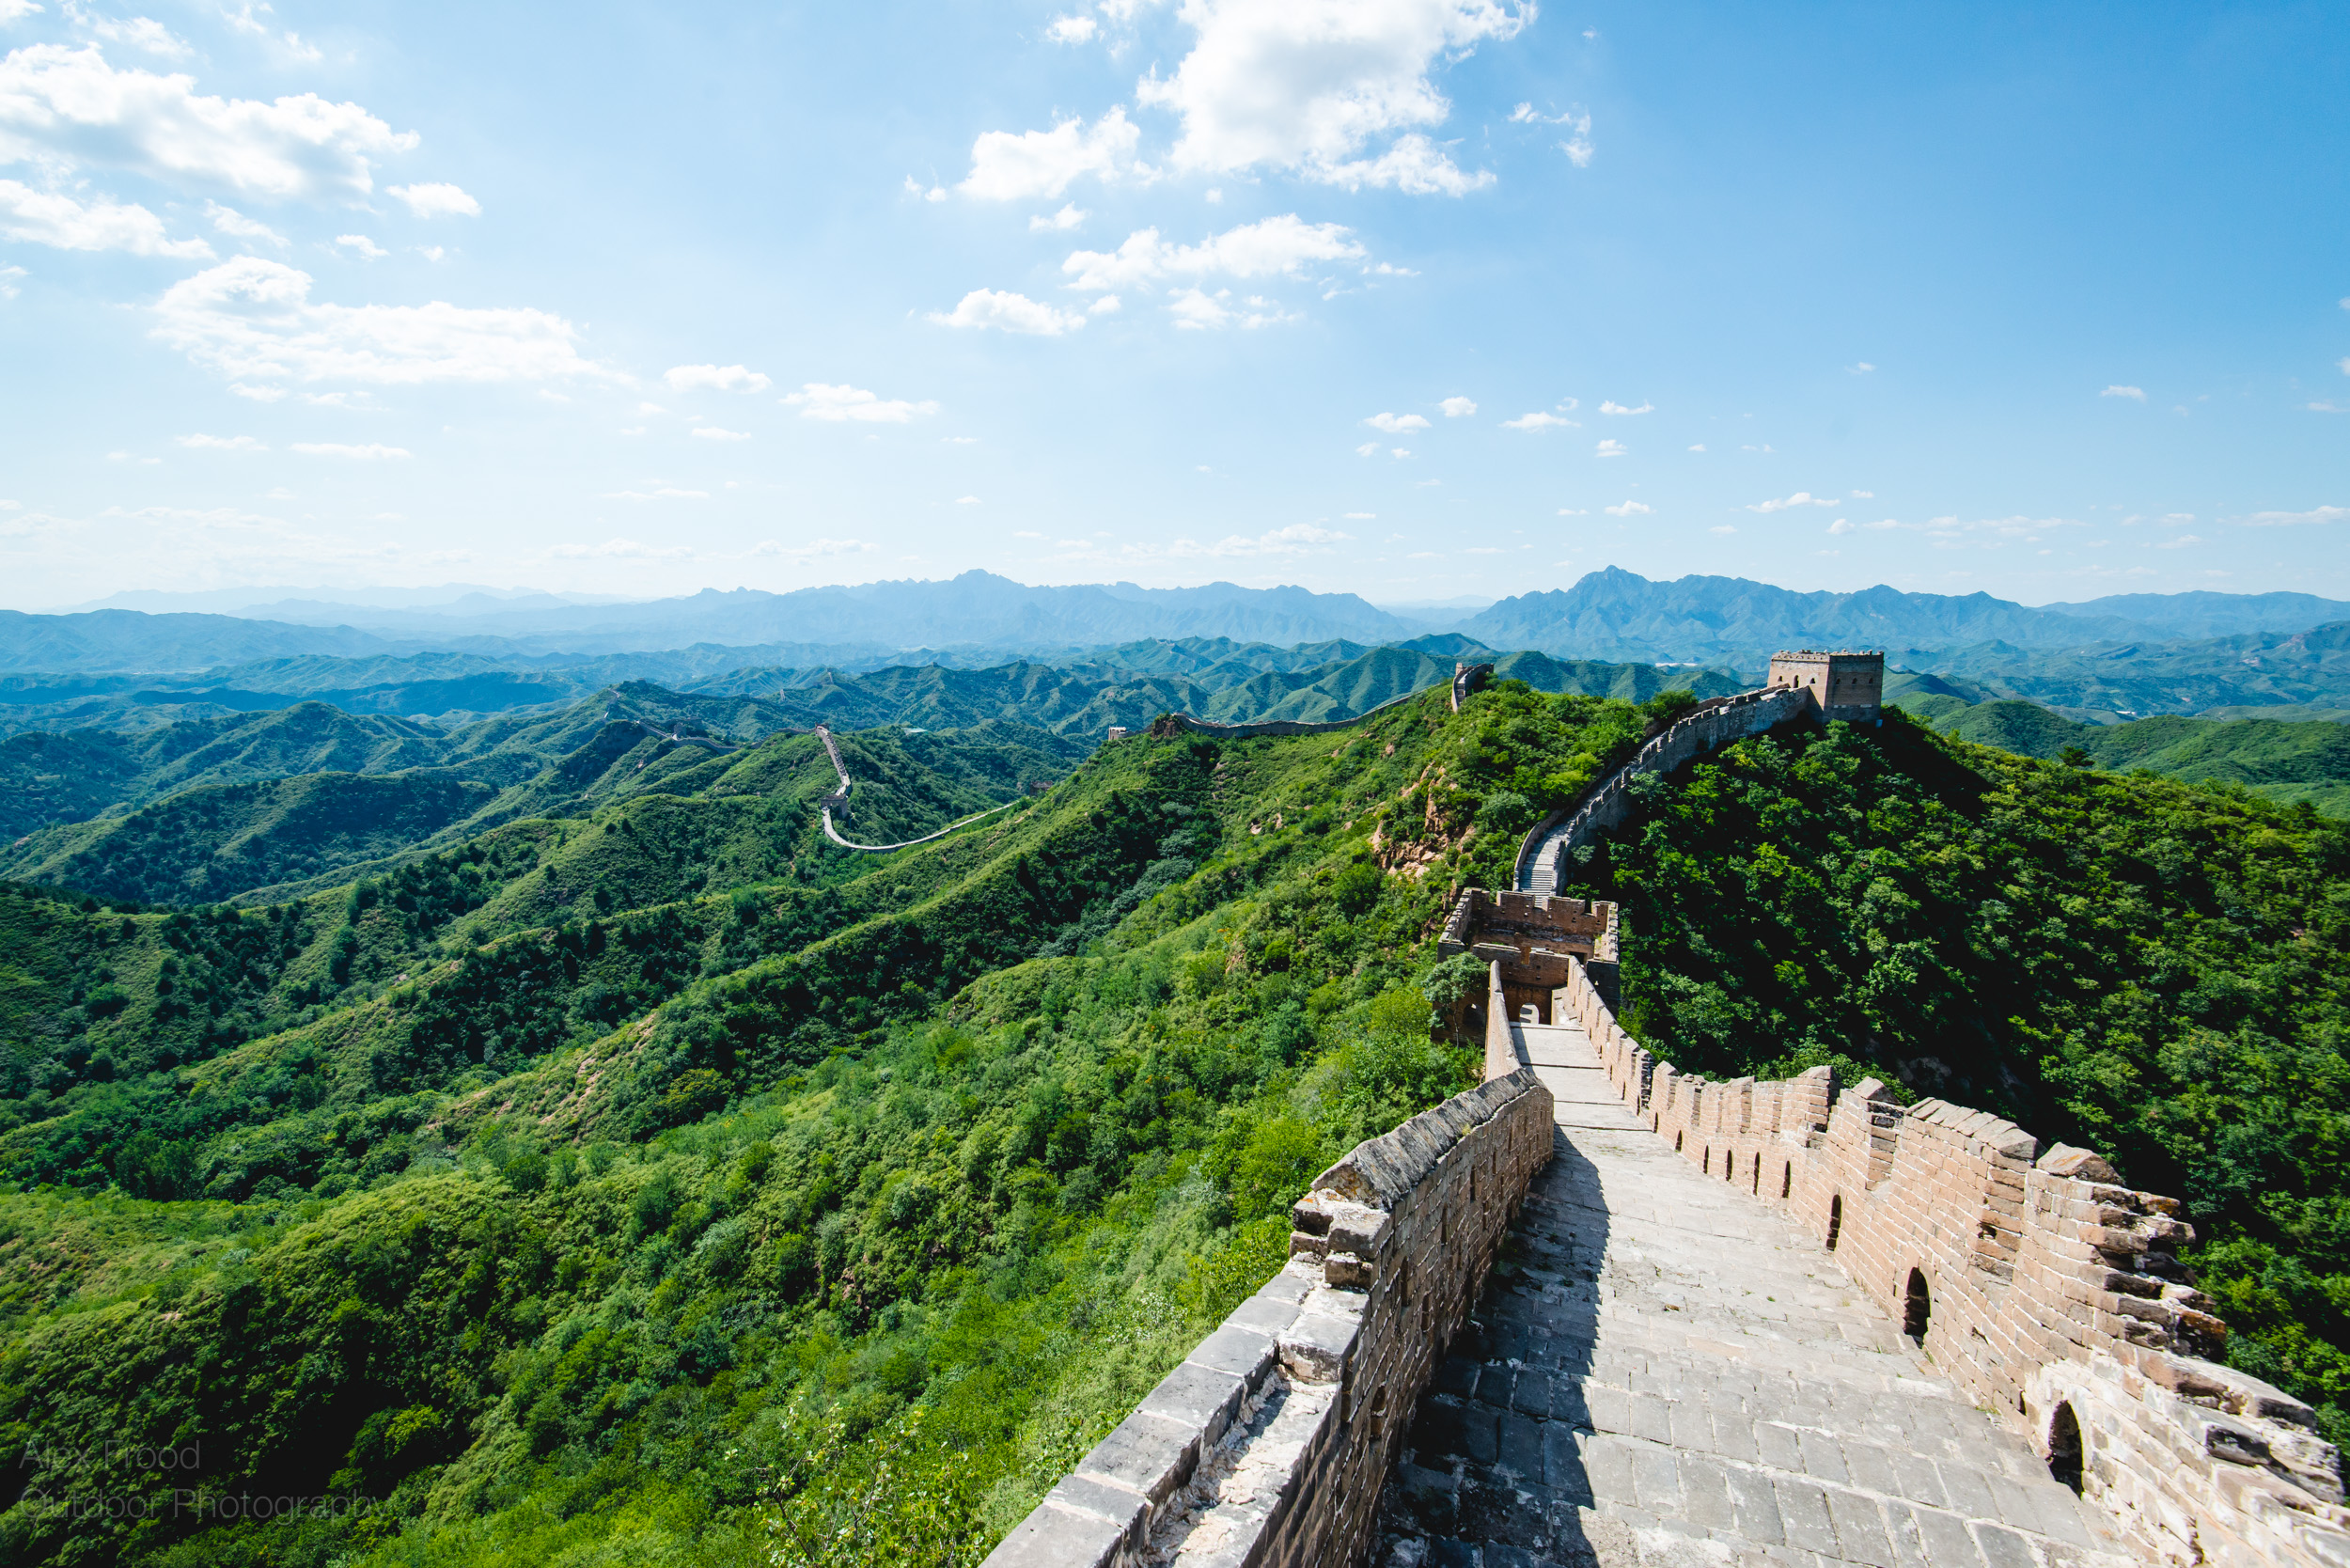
{"left": 984, "top": 652, "right": 2350, "bottom": 1568}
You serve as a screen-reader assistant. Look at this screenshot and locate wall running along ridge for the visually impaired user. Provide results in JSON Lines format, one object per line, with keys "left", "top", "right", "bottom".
{"left": 1555, "top": 955, "right": 2350, "bottom": 1566}
{"left": 1512, "top": 683, "right": 1819, "bottom": 894}
{"left": 809, "top": 724, "right": 1024, "bottom": 853}
{"left": 979, "top": 1043, "right": 1555, "bottom": 1567}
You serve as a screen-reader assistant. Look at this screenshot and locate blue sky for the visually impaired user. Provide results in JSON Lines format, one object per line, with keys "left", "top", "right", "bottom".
{"left": 1, "top": 0, "right": 2344, "bottom": 611}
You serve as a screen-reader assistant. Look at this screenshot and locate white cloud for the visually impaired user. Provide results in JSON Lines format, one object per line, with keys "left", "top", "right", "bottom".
{"left": 1709, "top": 525, "right": 1736, "bottom": 536}
{"left": 929, "top": 288, "right": 1088, "bottom": 336}
{"left": 691, "top": 426, "right": 750, "bottom": 441}
{"left": 664, "top": 363, "right": 771, "bottom": 394}
{"left": 414, "top": 243, "right": 445, "bottom": 261}
{"left": 902, "top": 176, "right": 947, "bottom": 202}
{"left": 953, "top": 494, "right": 981, "bottom": 505}
{"left": 2155, "top": 534, "right": 2202, "bottom": 549}
{"left": 1747, "top": 491, "right": 1837, "bottom": 513}
{"left": 618, "top": 425, "right": 644, "bottom": 435}
{"left": 553, "top": 536, "right": 692, "bottom": 559}
{"left": 1438, "top": 395, "right": 1476, "bottom": 416}
{"left": 1135, "top": 0, "right": 1524, "bottom": 195}
{"left": 1150, "top": 521, "right": 1351, "bottom": 558}
{"left": 1500, "top": 410, "right": 1572, "bottom": 431}
{"left": 2100, "top": 384, "right": 2146, "bottom": 400}
{"left": 1355, "top": 441, "right": 1378, "bottom": 455}
{"left": 1089, "top": 293, "right": 1120, "bottom": 314}
{"left": 1847, "top": 361, "right": 1874, "bottom": 374}
{"left": 1850, "top": 489, "right": 1873, "bottom": 498}
{"left": 746, "top": 536, "right": 877, "bottom": 559}
{"left": 1013, "top": 529, "right": 1042, "bottom": 538}
{"left": 334, "top": 232, "right": 386, "bottom": 259}
{"left": 205, "top": 198, "right": 283, "bottom": 247}
{"left": 2310, "top": 400, "right": 2348, "bottom": 414}
{"left": 1603, "top": 499, "right": 1650, "bottom": 516}
{"left": 2235, "top": 505, "right": 2346, "bottom": 526}
{"left": 1046, "top": 14, "right": 1097, "bottom": 42}
{"left": 1363, "top": 411, "right": 1428, "bottom": 433}
{"left": 1061, "top": 213, "right": 1363, "bottom": 290}
{"left": 290, "top": 441, "right": 408, "bottom": 458}
{"left": 1686, "top": 443, "right": 1705, "bottom": 451}
{"left": 603, "top": 487, "right": 707, "bottom": 500}
{"left": 0, "top": 178, "right": 212, "bottom": 255}
{"left": 1827, "top": 519, "right": 1853, "bottom": 535}
{"left": 152, "top": 258, "right": 614, "bottom": 385}
{"left": 1, "top": 2, "right": 45, "bottom": 22}
{"left": 388, "top": 181, "right": 479, "bottom": 218}
{"left": 961, "top": 105, "right": 1144, "bottom": 200}
{"left": 1030, "top": 201, "right": 1088, "bottom": 231}
{"left": 0, "top": 44, "right": 418, "bottom": 200}
{"left": 1599, "top": 400, "right": 1652, "bottom": 415}
{"left": 785, "top": 382, "right": 939, "bottom": 422}
{"left": 1389, "top": 446, "right": 1409, "bottom": 457}
{"left": 1593, "top": 438, "right": 1626, "bottom": 457}
{"left": 63, "top": 4, "right": 189, "bottom": 56}
{"left": 175, "top": 431, "right": 264, "bottom": 449}
{"left": 1343, "top": 510, "right": 1374, "bottom": 519}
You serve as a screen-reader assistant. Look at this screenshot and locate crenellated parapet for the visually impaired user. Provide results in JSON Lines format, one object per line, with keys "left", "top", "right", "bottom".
{"left": 1555, "top": 949, "right": 2350, "bottom": 1567}
{"left": 979, "top": 1058, "right": 1557, "bottom": 1568}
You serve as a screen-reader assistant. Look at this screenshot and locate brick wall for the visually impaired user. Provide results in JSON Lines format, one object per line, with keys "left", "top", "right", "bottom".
{"left": 1513, "top": 684, "right": 1820, "bottom": 895}
{"left": 1556, "top": 954, "right": 2350, "bottom": 1567}
{"left": 979, "top": 1063, "right": 1557, "bottom": 1568}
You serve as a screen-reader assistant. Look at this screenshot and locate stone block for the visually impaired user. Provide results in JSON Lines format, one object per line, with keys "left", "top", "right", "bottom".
{"left": 1142, "top": 1359, "right": 1248, "bottom": 1446}
{"left": 1185, "top": 1325, "right": 1279, "bottom": 1385}
{"left": 976, "top": 1498, "right": 1129, "bottom": 1568}
{"left": 1073, "top": 1410, "right": 1198, "bottom": 1509}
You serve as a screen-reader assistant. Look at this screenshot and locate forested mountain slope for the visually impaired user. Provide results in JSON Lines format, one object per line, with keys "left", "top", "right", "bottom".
{"left": 1888, "top": 677, "right": 2350, "bottom": 816}
{"left": 0, "top": 690, "right": 2341, "bottom": 1566}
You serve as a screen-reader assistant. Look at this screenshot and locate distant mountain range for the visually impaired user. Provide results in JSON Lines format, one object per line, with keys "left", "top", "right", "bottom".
{"left": 17, "top": 569, "right": 2350, "bottom": 675}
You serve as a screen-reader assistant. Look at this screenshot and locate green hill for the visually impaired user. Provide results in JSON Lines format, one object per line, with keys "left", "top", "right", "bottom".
{"left": 1887, "top": 684, "right": 2350, "bottom": 816}
{"left": 0, "top": 688, "right": 2342, "bottom": 1566}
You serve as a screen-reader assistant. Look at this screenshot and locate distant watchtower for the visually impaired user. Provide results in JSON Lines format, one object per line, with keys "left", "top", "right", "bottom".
{"left": 1766, "top": 649, "right": 1883, "bottom": 722}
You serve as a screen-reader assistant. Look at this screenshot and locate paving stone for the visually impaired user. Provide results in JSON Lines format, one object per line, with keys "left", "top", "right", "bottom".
{"left": 1725, "top": 1465, "right": 1786, "bottom": 1545}
{"left": 1629, "top": 1445, "right": 1683, "bottom": 1515}
{"left": 1776, "top": 1479, "right": 1840, "bottom": 1556}
{"left": 1679, "top": 1453, "right": 1738, "bottom": 1531}
{"left": 1755, "top": 1422, "right": 1807, "bottom": 1473}
{"left": 1796, "top": 1430, "right": 1851, "bottom": 1487}
{"left": 1825, "top": 1488, "right": 1895, "bottom": 1568}
{"left": 1970, "top": 1522, "right": 2040, "bottom": 1568}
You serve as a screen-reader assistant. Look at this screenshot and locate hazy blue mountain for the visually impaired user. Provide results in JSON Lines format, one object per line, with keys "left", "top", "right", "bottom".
{"left": 1896, "top": 620, "right": 2350, "bottom": 718}
{"left": 0, "top": 610, "right": 399, "bottom": 673}
{"left": 1455, "top": 568, "right": 2150, "bottom": 663}
{"left": 2038, "top": 590, "right": 2350, "bottom": 639}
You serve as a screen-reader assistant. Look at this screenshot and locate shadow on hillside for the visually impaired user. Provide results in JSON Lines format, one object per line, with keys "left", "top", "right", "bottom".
{"left": 1377, "top": 1127, "right": 1610, "bottom": 1568}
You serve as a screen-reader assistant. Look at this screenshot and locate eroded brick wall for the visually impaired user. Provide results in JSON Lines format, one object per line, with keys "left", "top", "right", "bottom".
{"left": 1556, "top": 955, "right": 2350, "bottom": 1567}
{"left": 979, "top": 1067, "right": 1556, "bottom": 1568}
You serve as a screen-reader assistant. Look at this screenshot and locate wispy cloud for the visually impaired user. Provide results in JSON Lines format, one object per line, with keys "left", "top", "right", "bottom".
{"left": 1501, "top": 410, "right": 1574, "bottom": 431}
{"left": 1363, "top": 411, "right": 1428, "bottom": 433}
{"left": 2234, "top": 505, "right": 2345, "bottom": 526}
{"left": 1603, "top": 499, "right": 1650, "bottom": 516}
{"left": 1439, "top": 397, "right": 1476, "bottom": 417}
{"left": 929, "top": 288, "right": 1088, "bottom": 336}
{"left": 1599, "top": 400, "right": 1652, "bottom": 416}
{"left": 1747, "top": 491, "right": 1838, "bottom": 513}
{"left": 2100, "top": 384, "right": 2146, "bottom": 400}
{"left": 785, "top": 383, "right": 939, "bottom": 422}
{"left": 1594, "top": 438, "right": 1626, "bottom": 458}
{"left": 291, "top": 442, "right": 409, "bottom": 458}
{"left": 665, "top": 364, "right": 771, "bottom": 394}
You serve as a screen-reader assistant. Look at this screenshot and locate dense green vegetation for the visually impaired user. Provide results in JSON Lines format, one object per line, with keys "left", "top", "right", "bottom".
{"left": 1559, "top": 710, "right": 2350, "bottom": 1450}
{"left": 0, "top": 681, "right": 2343, "bottom": 1566}
{"left": 1889, "top": 684, "right": 2350, "bottom": 818}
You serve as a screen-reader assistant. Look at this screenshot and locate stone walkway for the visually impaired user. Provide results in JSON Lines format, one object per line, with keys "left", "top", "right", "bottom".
{"left": 1378, "top": 1020, "right": 2132, "bottom": 1568}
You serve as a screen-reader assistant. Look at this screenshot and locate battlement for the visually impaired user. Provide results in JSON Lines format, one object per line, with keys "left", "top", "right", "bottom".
{"left": 1766, "top": 647, "right": 1884, "bottom": 720}
{"left": 1558, "top": 955, "right": 2349, "bottom": 1565}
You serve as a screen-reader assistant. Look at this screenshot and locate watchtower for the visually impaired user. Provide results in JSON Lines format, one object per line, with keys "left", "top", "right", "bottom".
{"left": 1766, "top": 649, "right": 1883, "bottom": 722}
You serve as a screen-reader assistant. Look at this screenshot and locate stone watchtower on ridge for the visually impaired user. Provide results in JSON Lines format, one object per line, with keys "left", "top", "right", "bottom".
{"left": 1766, "top": 648, "right": 1884, "bottom": 722}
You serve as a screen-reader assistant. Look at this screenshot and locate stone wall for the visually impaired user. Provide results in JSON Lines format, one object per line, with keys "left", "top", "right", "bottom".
{"left": 1136, "top": 684, "right": 1434, "bottom": 742}
{"left": 979, "top": 1059, "right": 1556, "bottom": 1568}
{"left": 1555, "top": 955, "right": 2350, "bottom": 1567}
{"left": 1513, "top": 683, "right": 1819, "bottom": 894}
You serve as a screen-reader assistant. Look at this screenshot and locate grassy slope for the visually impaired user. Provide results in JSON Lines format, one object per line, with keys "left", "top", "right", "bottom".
{"left": 1888, "top": 684, "right": 2350, "bottom": 816}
